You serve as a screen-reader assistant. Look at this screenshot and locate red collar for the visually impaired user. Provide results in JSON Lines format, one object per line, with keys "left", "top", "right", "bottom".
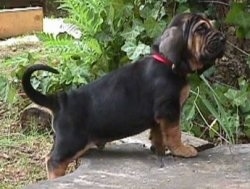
{"left": 152, "top": 53, "right": 172, "bottom": 66}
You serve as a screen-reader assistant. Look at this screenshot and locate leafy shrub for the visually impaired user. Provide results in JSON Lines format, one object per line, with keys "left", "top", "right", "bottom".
{"left": 39, "top": 0, "right": 168, "bottom": 90}
{"left": 1, "top": 0, "right": 250, "bottom": 144}
{"left": 226, "top": 2, "right": 250, "bottom": 39}
{"left": 182, "top": 75, "right": 250, "bottom": 144}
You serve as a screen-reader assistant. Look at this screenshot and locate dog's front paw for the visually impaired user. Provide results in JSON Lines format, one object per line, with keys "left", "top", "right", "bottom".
{"left": 150, "top": 144, "right": 168, "bottom": 156}
{"left": 171, "top": 144, "right": 197, "bottom": 157}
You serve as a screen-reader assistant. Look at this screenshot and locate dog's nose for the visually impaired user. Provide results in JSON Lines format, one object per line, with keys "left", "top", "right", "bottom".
{"left": 219, "top": 34, "right": 226, "bottom": 43}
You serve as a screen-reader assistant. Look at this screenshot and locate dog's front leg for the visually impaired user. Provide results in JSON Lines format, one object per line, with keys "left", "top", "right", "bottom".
{"left": 158, "top": 119, "right": 197, "bottom": 157}
{"left": 154, "top": 84, "right": 197, "bottom": 158}
{"left": 149, "top": 125, "right": 166, "bottom": 155}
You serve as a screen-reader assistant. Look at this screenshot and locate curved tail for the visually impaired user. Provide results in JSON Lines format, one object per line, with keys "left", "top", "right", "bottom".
{"left": 22, "top": 64, "right": 59, "bottom": 111}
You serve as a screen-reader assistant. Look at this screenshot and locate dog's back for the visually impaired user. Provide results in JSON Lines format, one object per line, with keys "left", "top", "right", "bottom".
{"left": 51, "top": 58, "right": 176, "bottom": 140}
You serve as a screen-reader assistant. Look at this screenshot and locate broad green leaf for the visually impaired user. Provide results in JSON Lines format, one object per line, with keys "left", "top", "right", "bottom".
{"left": 139, "top": 1, "right": 164, "bottom": 20}
{"left": 121, "top": 41, "right": 150, "bottom": 61}
{"left": 144, "top": 17, "right": 165, "bottom": 38}
{"left": 226, "top": 3, "right": 250, "bottom": 29}
{"left": 0, "top": 78, "right": 17, "bottom": 104}
{"left": 121, "top": 23, "right": 145, "bottom": 40}
{"left": 224, "top": 89, "right": 248, "bottom": 107}
{"left": 226, "top": 3, "right": 250, "bottom": 39}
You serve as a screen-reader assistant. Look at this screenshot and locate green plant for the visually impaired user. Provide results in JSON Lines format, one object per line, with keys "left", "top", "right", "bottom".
{"left": 0, "top": 0, "right": 206, "bottom": 101}
{"left": 35, "top": 0, "right": 173, "bottom": 92}
{"left": 2, "top": 1, "right": 194, "bottom": 103}
{"left": 182, "top": 73, "right": 250, "bottom": 144}
{"left": 0, "top": 53, "right": 35, "bottom": 104}
{"left": 1, "top": 0, "right": 250, "bottom": 144}
{"left": 226, "top": 2, "right": 250, "bottom": 39}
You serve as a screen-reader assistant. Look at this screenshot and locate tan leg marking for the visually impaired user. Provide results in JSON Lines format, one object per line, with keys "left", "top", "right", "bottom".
{"left": 149, "top": 125, "right": 166, "bottom": 155}
{"left": 45, "top": 143, "right": 93, "bottom": 179}
{"left": 45, "top": 155, "right": 69, "bottom": 179}
{"left": 158, "top": 119, "right": 197, "bottom": 157}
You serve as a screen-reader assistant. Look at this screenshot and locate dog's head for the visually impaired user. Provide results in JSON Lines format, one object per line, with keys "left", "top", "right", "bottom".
{"left": 153, "top": 13, "right": 226, "bottom": 73}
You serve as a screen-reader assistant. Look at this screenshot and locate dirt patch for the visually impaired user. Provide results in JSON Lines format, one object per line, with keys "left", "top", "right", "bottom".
{"left": 0, "top": 36, "right": 42, "bottom": 60}
{"left": 212, "top": 28, "right": 250, "bottom": 88}
{"left": 0, "top": 44, "right": 42, "bottom": 59}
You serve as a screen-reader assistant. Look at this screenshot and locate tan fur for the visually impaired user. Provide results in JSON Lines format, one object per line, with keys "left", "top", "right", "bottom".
{"left": 158, "top": 119, "right": 197, "bottom": 157}
{"left": 187, "top": 19, "right": 214, "bottom": 71}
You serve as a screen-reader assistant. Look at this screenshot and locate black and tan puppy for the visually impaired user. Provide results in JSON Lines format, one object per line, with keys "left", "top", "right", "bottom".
{"left": 22, "top": 13, "right": 225, "bottom": 179}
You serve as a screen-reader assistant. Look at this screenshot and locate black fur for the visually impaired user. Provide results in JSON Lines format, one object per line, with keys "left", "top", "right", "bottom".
{"left": 22, "top": 59, "right": 186, "bottom": 141}
{"left": 22, "top": 64, "right": 59, "bottom": 111}
{"left": 22, "top": 58, "right": 187, "bottom": 176}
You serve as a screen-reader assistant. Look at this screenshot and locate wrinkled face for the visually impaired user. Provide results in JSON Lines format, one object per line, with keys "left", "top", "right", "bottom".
{"left": 169, "top": 13, "right": 226, "bottom": 72}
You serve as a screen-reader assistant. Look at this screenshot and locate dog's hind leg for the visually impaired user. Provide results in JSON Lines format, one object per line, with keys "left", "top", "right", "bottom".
{"left": 45, "top": 134, "right": 91, "bottom": 179}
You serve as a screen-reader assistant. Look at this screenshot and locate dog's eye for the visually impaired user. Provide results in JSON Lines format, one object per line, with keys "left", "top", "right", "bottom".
{"left": 196, "top": 25, "right": 208, "bottom": 34}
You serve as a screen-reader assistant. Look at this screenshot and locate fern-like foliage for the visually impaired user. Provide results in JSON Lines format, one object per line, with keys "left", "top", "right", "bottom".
{"left": 58, "top": 0, "right": 108, "bottom": 35}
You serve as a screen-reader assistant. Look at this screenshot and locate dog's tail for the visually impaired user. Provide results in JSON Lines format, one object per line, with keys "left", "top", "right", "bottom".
{"left": 22, "top": 64, "right": 59, "bottom": 111}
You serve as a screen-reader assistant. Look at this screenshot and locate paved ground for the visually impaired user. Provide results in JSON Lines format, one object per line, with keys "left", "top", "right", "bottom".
{"left": 25, "top": 132, "right": 250, "bottom": 189}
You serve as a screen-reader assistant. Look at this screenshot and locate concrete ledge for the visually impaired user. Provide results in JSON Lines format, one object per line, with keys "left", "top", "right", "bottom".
{"left": 25, "top": 143, "right": 250, "bottom": 189}
{"left": 0, "top": 7, "right": 43, "bottom": 39}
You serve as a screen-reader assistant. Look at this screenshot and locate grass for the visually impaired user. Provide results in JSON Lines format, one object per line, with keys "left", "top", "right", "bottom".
{"left": 0, "top": 44, "right": 79, "bottom": 189}
{"left": 0, "top": 103, "right": 52, "bottom": 189}
{"left": 0, "top": 38, "right": 53, "bottom": 189}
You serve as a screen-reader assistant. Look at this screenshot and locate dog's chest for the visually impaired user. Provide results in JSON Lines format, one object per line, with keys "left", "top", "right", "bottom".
{"left": 180, "top": 84, "right": 190, "bottom": 106}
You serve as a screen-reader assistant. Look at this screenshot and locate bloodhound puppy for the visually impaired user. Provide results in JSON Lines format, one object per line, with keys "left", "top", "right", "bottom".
{"left": 22, "top": 13, "right": 225, "bottom": 179}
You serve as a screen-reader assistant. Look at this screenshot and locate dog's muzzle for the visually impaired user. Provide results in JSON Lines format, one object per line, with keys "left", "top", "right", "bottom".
{"left": 204, "top": 32, "right": 226, "bottom": 60}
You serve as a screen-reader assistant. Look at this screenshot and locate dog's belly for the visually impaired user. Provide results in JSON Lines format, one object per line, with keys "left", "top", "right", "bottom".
{"left": 87, "top": 112, "right": 155, "bottom": 141}
{"left": 90, "top": 122, "right": 152, "bottom": 142}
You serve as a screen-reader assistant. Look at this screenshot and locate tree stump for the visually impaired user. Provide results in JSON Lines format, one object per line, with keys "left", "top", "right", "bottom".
{"left": 20, "top": 103, "right": 52, "bottom": 133}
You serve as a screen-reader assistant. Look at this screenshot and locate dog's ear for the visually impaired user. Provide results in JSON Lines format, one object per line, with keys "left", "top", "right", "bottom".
{"left": 159, "top": 26, "right": 185, "bottom": 66}
{"left": 151, "top": 37, "right": 161, "bottom": 53}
